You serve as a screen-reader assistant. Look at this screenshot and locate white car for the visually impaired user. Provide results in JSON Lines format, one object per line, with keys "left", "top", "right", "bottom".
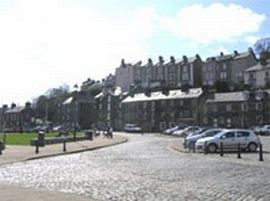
{"left": 124, "top": 124, "right": 142, "bottom": 133}
{"left": 163, "top": 126, "right": 185, "bottom": 135}
{"left": 258, "top": 125, "right": 270, "bottom": 135}
{"left": 195, "top": 129, "right": 260, "bottom": 153}
{"left": 172, "top": 126, "right": 200, "bottom": 137}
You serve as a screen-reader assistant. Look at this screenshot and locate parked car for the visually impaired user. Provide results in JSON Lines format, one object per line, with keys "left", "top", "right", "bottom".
{"left": 257, "top": 125, "right": 270, "bottom": 135}
{"left": 183, "top": 128, "right": 223, "bottom": 149}
{"left": 195, "top": 129, "right": 260, "bottom": 153}
{"left": 124, "top": 124, "right": 142, "bottom": 133}
{"left": 172, "top": 126, "right": 200, "bottom": 137}
{"left": 185, "top": 127, "right": 209, "bottom": 138}
{"left": 163, "top": 125, "right": 186, "bottom": 135}
{"left": 251, "top": 126, "right": 263, "bottom": 135}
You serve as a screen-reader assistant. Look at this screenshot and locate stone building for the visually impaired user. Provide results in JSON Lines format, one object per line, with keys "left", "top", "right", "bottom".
{"left": 202, "top": 49, "right": 257, "bottom": 90}
{"left": 95, "top": 87, "right": 124, "bottom": 131}
{"left": 115, "top": 59, "right": 140, "bottom": 92}
{"left": 245, "top": 58, "right": 270, "bottom": 88}
{"left": 176, "top": 54, "right": 203, "bottom": 88}
{"left": 61, "top": 91, "right": 96, "bottom": 130}
{"left": 1, "top": 102, "right": 35, "bottom": 132}
{"left": 205, "top": 90, "right": 270, "bottom": 128}
{"left": 121, "top": 88, "right": 206, "bottom": 132}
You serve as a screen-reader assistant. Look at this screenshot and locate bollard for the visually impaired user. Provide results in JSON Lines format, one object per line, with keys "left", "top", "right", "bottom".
{"left": 0, "top": 141, "right": 3, "bottom": 155}
{"left": 35, "top": 143, "right": 39, "bottom": 154}
{"left": 63, "top": 140, "right": 66, "bottom": 152}
{"left": 259, "top": 144, "right": 264, "bottom": 162}
{"left": 237, "top": 143, "right": 241, "bottom": 159}
{"left": 220, "top": 142, "right": 224, "bottom": 157}
{"left": 204, "top": 141, "right": 208, "bottom": 155}
{"left": 192, "top": 141, "right": 196, "bottom": 153}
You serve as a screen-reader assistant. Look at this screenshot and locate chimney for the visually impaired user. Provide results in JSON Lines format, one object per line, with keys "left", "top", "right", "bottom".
{"left": 11, "top": 103, "right": 16, "bottom": 108}
{"left": 121, "top": 59, "right": 126, "bottom": 67}
{"left": 2, "top": 104, "right": 8, "bottom": 110}
{"left": 148, "top": 58, "right": 153, "bottom": 65}
{"left": 234, "top": 50, "right": 239, "bottom": 56}
{"left": 182, "top": 55, "right": 188, "bottom": 62}
{"left": 220, "top": 52, "right": 224, "bottom": 56}
{"left": 25, "top": 102, "right": 31, "bottom": 108}
{"left": 158, "top": 56, "right": 164, "bottom": 64}
{"left": 170, "top": 56, "right": 175, "bottom": 64}
{"left": 248, "top": 47, "right": 254, "bottom": 53}
{"left": 195, "top": 54, "right": 200, "bottom": 60}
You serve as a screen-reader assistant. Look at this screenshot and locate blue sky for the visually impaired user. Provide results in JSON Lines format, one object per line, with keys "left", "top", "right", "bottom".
{"left": 0, "top": 0, "right": 269, "bottom": 105}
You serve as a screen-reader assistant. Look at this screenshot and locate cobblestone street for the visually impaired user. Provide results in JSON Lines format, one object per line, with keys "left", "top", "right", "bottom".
{"left": 0, "top": 134, "right": 270, "bottom": 201}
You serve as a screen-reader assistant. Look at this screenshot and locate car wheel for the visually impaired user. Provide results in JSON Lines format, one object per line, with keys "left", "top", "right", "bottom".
{"left": 248, "top": 142, "right": 258, "bottom": 152}
{"left": 207, "top": 143, "right": 217, "bottom": 153}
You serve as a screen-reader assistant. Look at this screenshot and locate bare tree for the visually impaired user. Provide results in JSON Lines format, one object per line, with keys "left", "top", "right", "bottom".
{"left": 254, "top": 38, "right": 270, "bottom": 59}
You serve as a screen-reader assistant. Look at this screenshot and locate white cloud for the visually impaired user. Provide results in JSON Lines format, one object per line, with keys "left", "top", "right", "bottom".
{"left": 244, "top": 35, "right": 261, "bottom": 45}
{"left": 160, "top": 3, "right": 266, "bottom": 44}
{"left": 0, "top": 1, "right": 154, "bottom": 104}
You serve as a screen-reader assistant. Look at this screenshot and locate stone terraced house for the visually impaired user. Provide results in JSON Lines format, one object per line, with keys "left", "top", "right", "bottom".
{"left": 205, "top": 89, "right": 270, "bottom": 128}
{"left": 121, "top": 88, "right": 207, "bottom": 132}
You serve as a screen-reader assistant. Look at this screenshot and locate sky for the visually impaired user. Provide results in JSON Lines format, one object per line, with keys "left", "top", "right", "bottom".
{"left": 0, "top": 0, "right": 269, "bottom": 105}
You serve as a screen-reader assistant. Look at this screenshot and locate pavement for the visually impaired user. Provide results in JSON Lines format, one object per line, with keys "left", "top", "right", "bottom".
{"left": 0, "top": 133, "right": 128, "bottom": 201}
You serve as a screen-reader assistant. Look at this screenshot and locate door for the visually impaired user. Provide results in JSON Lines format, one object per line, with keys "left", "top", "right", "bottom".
{"left": 236, "top": 131, "right": 250, "bottom": 148}
{"left": 220, "top": 131, "right": 236, "bottom": 150}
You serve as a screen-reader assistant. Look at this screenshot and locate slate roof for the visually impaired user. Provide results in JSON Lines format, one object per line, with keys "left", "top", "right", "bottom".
{"left": 206, "top": 51, "right": 252, "bottom": 62}
{"left": 234, "top": 52, "right": 251, "bottom": 60}
{"left": 95, "top": 87, "right": 122, "bottom": 99}
{"left": 206, "top": 92, "right": 245, "bottom": 103}
{"left": 63, "top": 97, "right": 73, "bottom": 105}
{"left": 246, "top": 60, "right": 270, "bottom": 72}
{"left": 122, "top": 88, "right": 203, "bottom": 103}
{"left": 5, "top": 106, "right": 25, "bottom": 113}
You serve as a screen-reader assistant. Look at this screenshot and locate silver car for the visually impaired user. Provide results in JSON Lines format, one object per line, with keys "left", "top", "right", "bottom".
{"left": 195, "top": 129, "right": 260, "bottom": 153}
{"left": 183, "top": 128, "right": 223, "bottom": 149}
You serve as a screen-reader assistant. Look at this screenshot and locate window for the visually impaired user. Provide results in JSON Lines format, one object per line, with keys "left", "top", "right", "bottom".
{"left": 183, "top": 110, "right": 191, "bottom": 117}
{"left": 222, "top": 131, "right": 235, "bottom": 139}
{"left": 212, "top": 105, "right": 217, "bottom": 112}
{"left": 222, "top": 63, "right": 227, "bottom": 70}
{"left": 220, "top": 72, "right": 227, "bottom": 79}
{"left": 182, "top": 73, "right": 189, "bottom": 81}
{"left": 236, "top": 71, "right": 243, "bottom": 78}
{"left": 159, "top": 122, "right": 166, "bottom": 130}
{"left": 237, "top": 131, "right": 250, "bottom": 138}
{"left": 151, "top": 102, "right": 155, "bottom": 111}
{"left": 183, "top": 66, "right": 188, "bottom": 73}
{"left": 241, "top": 103, "right": 248, "bottom": 111}
{"left": 169, "top": 122, "right": 175, "bottom": 128}
{"left": 226, "top": 104, "right": 232, "bottom": 112}
{"left": 219, "top": 116, "right": 225, "bottom": 124}
{"left": 256, "top": 116, "right": 263, "bottom": 124}
{"left": 179, "top": 100, "right": 184, "bottom": 106}
{"left": 256, "top": 103, "right": 263, "bottom": 111}
{"left": 265, "top": 71, "right": 269, "bottom": 77}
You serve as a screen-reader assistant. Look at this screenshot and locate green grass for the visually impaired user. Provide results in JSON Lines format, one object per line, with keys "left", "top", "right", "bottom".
{"left": 0, "top": 132, "right": 85, "bottom": 146}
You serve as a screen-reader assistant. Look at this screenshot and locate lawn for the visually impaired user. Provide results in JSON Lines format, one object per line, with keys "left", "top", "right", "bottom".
{"left": 0, "top": 132, "right": 85, "bottom": 146}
